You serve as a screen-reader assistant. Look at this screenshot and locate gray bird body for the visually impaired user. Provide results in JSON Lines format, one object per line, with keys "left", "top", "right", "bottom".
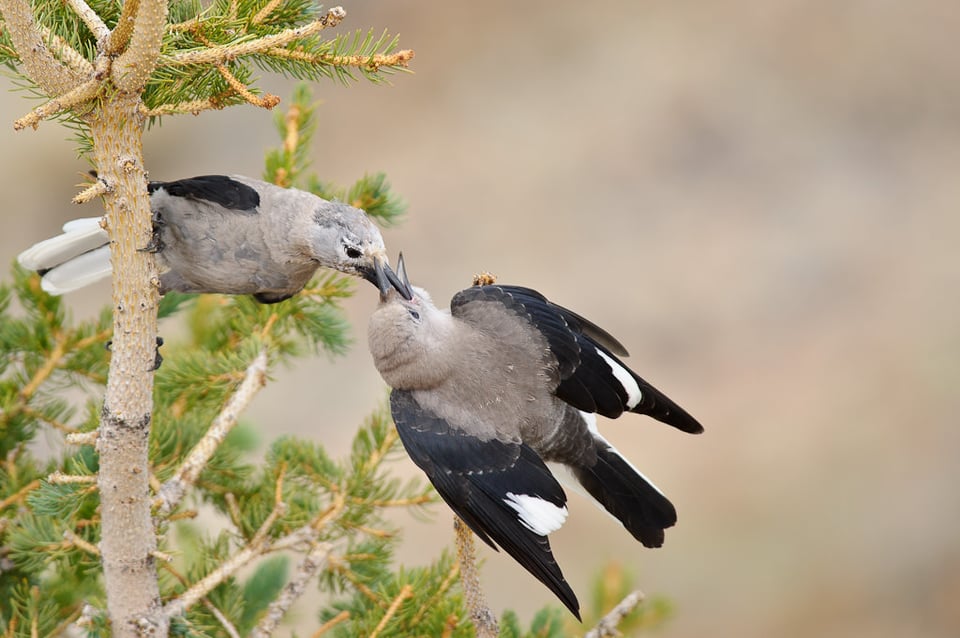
{"left": 368, "top": 264, "right": 703, "bottom": 619}
{"left": 19, "top": 175, "right": 396, "bottom": 303}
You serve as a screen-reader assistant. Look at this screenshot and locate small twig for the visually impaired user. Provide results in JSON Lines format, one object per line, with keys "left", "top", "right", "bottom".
{"left": 163, "top": 523, "right": 319, "bottom": 618}
{"left": 65, "top": 430, "right": 99, "bottom": 446}
{"left": 453, "top": 517, "right": 498, "bottom": 638}
{"left": 64, "top": 0, "right": 109, "bottom": 40}
{"left": 248, "top": 465, "right": 288, "bottom": 548}
{"left": 217, "top": 64, "right": 280, "bottom": 109}
{"left": 19, "top": 333, "right": 67, "bottom": 400}
{"left": 140, "top": 97, "right": 227, "bottom": 118}
{"left": 311, "top": 610, "right": 350, "bottom": 637}
{"left": 159, "top": 559, "right": 242, "bottom": 638}
{"left": 72, "top": 604, "right": 101, "bottom": 631}
{"left": 158, "top": 349, "right": 268, "bottom": 514}
{"left": 47, "top": 471, "right": 97, "bottom": 484}
{"left": 104, "top": 0, "right": 140, "bottom": 54}
{"left": 23, "top": 405, "right": 76, "bottom": 434}
{"left": 63, "top": 529, "right": 101, "bottom": 556}
{"left": 72, "top": 179, "right": 109, "bottom": 204}
{"left": 14, "top": 77, "right": 101, "bottom": 130}
{"left": 368, "top": 585, "right": 412, "bottom": 638}
{"left": 439, "top": 614, "right": 459, "bottom": 638}
{"left": 249, "top": 542, "right": 333, "bottom": 638}
{"left": 251, "top": 0, "right": 284, "bottom": 24}
{"left": 583, "top": 590, "right": 646, "bottom": 638}
{"left": 0, "top": 479, "right": 41, "bottom": 510}
{"left": 327, "top": 556, "right": 382, "bottom": 606}
{"left": 224, "top": 492, "right": 243, "bottom": 529}
{"left": 409, "top": 560, "right": 459, "bottom": 626}
{"left": 206, "top": 600, "right": 241, "bottom": 638}
{"left": 352, "top": 494, "right": 432, "bottom": 507}
{"left": 283, "top": 104, "right": 300, "bottom": 157}
{"left": 169, "top": 7, "right": 346, "bottom": 66}
{"left": 38, "top": 25, "right": 93, "bottom": 74}
{"left": 264, "top": 47, "right": 415, "bottom": 71}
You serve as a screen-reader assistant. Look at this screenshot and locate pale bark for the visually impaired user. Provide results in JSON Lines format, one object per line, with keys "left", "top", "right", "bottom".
{"left": 91, "top": 92, "right": 165, "bottom": 638}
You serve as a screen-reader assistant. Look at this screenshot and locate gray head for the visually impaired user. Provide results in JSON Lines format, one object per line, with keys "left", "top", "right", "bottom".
{"left": 308, "top": 201, "right": 410, "bottom": 297}
{"left": 367, "top": 254, "right": 452, "bottom": 389}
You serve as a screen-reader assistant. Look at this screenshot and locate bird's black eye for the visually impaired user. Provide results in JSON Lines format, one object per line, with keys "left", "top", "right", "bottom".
{"left": 345, "top": 246, "right": 362, "bottom": 259}
{"left": 408, "top": 309, "right": 420, "bottom": 321}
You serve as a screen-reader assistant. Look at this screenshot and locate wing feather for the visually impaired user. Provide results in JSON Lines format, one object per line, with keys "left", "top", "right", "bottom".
{"left": 390, "top": 390, "right": 580, "bottom": 619}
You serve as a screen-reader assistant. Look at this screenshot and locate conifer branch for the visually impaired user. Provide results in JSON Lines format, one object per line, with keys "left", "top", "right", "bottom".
{"left": 248, "top": 465, "right": 288, "bottom": 547}
{"left": 63, "top": 529, "right": 101, "bottom": 556}
{"left": 266, "top": 46, "right": 415, "bottom": 71}
{"left": 440, "top": 614, "right": 459, "bottom": 638}
{"left": 140, "top": 96, "right": 226, "bottom": 117}
{"left": 162, "top": 523, "right": 324, "bottom": 618}
{"left": 111, "top": 0, "right": 168, "bottom": 92}
{"left": 251, "top": 0, "right": 284, "bottom": 25}
{"left": 22, "top": 405, "right": 75, "bottom": 433}
{"left": 584, "top": 590, "right": 647, "bottom": 638}
{"left": 105, "top": 0, "right": 140, "bottom": 55}
{"left": 19, "top": 333, "right": 68, "bottom": 400}
{"left": 249, "top": 542, "right": 333, "bottom": 638}
{"left": 0, "top": 0, "right": 84, "bottom": 95}
{"left": 39, "top": 26, "right": 93, "bottom": 74}
{"left": 64, "top": 0, "right": 108, "bottom": 41}
{"left": 208, "top": 603, "right": 242, "bottom": 638}
{"left": 327, "top": 555, "right": 382, "bottom": 605}
{"left": 311, "top": 610, "right": 350, "bottom": 637}
{"left": 217, "top": 64, "right": 281, "bottom": 109}
{"left": 453, "top": 516, "right": 498, "bottom": 638}
{"left": 353, "top": 495, "right": 433, "bottom": 507}
{"left": 168, "top": 6, "right": 346, "bottom": 66}
{"left": 368, "top": 585, "right": 413, "bottom": 638}
{"left": 0, "top": 479, "right": 40, "bottom": 511}
{"left": 13, "top": 76, "right": 101, "bottom": 130}
{"left": 409, "top": 560, "right": 459, "bottom": 626}
{"left": 158, "top": 349, "right": 269, "bottom": 515}
{"left": 159, "top": 556, "right": 247, "bottom": 638}
{"left": 47, "top": 471, "right": 97, "bottom": 484}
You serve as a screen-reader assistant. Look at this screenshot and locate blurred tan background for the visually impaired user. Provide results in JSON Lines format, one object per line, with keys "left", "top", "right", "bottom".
{"left": 2, "top": 1, "right": 959, "bottom": 636}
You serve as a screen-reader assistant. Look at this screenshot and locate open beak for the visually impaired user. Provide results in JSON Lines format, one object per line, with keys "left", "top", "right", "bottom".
{"left": 374, "top": 255, "right": 413, "bottom": 301}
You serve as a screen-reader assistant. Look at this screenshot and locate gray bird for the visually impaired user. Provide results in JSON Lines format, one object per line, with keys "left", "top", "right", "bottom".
{"left": 368, "top": 256, "right": 703, "bottom": 619}
{"left": 18, "top": 175, "right": 405, "bottom": 302}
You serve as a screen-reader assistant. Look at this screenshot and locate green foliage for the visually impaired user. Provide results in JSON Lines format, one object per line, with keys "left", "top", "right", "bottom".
{"left": 146, "top": 0, "right": 411, "bottom": 125}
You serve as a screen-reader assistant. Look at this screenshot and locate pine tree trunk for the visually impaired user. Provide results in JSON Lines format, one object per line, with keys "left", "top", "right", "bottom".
{"left": 90, "top": 93, "right": 166, "bottom": 637}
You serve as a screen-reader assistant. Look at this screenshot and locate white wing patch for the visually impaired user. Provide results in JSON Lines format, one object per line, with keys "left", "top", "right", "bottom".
{"left": 596, "top": 349, "right": 642, "bottom": 409}
{"left": 503, "top": 492, "right": 568, "bottom": 536}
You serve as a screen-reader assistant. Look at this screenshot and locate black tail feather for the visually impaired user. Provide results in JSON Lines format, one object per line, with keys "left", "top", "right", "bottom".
{"left": 572, "top": 443, "right": 677, "bottom": 548}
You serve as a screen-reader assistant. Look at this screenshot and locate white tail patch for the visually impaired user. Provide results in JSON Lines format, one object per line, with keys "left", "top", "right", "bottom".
{"left": 40, "top": 245, "right": 111, "bottom": 294}
{"left": 503, "top": 492, "right": 568, "bottom": 536}
{"left": 577, "top": 410, "right": 667, "bottom": 499}
{"left": 18, "top": 217, "right": 107, "bottom": 271}
{"left": 596, "top": 349, "right": 642, "bottom": 409}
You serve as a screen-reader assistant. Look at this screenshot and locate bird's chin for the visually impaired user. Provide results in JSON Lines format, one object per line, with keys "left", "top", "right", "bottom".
{"left": 358, "top": 265, "right": 378, "bottom": 288}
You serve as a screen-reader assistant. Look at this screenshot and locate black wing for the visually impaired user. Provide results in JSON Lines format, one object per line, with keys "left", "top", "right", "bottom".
{"left": 390, "top": 390, "right": 580, "bottom": 619}
{"left": 451, "top": 285, "right": 703, "bottom": 434}
{"left": 148, "top": 175, "right": 260, "bottom": 212}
